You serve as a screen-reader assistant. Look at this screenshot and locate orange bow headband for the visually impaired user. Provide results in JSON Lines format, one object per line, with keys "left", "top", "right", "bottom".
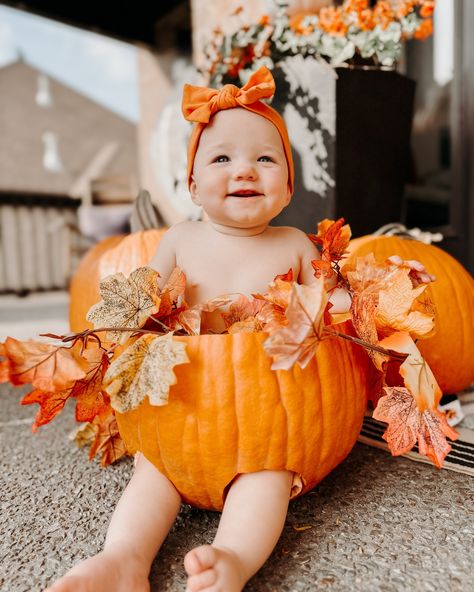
{"left": 182, "top": 66, "right": 294, "bottom": 195}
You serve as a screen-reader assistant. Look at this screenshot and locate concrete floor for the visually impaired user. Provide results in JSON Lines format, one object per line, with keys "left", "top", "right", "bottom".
{"left": 1, "top": 292, "right": 473, "bottom": 591}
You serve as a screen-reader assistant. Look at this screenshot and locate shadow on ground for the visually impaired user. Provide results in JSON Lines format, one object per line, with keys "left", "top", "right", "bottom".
{"left": 1, "top": 383, "right": 472, "bottom": 592}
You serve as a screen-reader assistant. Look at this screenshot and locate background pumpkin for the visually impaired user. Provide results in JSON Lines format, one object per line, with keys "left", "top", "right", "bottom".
{"left": 343, "top": 234, "right": 474, "bottom": 394}
{"left": 69, "top": 228, "right": 166, "bottom": 332}
{"left": 115, "top": 329, "right": 369, "bottom": 511}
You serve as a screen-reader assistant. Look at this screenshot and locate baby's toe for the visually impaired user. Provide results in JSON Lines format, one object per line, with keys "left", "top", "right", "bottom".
{"left": 186, "top": 567, "right": 218, "bottom": 591}
{"left": 184, "top": 544, "right": 218, "bottom": 576}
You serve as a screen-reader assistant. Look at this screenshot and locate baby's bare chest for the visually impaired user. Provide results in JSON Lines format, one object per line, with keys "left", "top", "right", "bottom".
{"left": 176, "top": 238, "right": 300, "bottom": 306}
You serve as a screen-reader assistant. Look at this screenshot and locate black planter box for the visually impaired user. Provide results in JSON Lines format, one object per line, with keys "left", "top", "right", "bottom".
{"left": 270, "top": 58, "right": 416, "bottom": 237}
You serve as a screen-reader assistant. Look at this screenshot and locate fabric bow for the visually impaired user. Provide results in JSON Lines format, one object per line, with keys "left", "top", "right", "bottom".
{"left": 182, "top": 66, "right": 276, "bottom": 123}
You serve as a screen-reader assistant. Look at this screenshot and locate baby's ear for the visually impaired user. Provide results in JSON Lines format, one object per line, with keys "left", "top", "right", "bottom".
{"left": 189, "top": 177, "right": 201, "bottom": 206}
{"left": 285, "top": 184, "right": 292, "bottom": 205}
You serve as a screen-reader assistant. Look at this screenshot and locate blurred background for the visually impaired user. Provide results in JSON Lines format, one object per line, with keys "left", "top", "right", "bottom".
{"left": 0, "top": 0, "right": 472, "bottom": 339}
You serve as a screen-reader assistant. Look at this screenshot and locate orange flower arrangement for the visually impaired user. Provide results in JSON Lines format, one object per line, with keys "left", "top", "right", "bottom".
{"left": 203, "top": 0, "right": 435, "bottom": 84}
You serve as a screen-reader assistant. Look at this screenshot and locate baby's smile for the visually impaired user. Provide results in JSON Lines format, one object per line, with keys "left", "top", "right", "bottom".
{"left": 226, "top": 189, "right": 264, "bottom": 198}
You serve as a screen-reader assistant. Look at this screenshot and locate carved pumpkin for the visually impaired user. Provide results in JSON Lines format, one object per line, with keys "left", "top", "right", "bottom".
{"left": 69, "top": 229, "right": 166, "bottom": 332}
{"left": 344, "top": 234, "right": 474, "bottom": 394}
{"left": 69, "top": 229, "right": 369, "bottom": 511}
{"left": 115, "top": 329, "right": 369, "bottom": 511}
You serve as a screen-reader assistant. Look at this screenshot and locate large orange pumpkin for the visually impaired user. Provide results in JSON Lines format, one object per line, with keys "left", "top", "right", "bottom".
{"left": 115, "top": 330, "right": 369, "bottom": 511}
{"left": 69, "top": 229, "right": 369, "bottom": 511}
{"left": 344, "top": 234, "right": 474, "bottom": 394}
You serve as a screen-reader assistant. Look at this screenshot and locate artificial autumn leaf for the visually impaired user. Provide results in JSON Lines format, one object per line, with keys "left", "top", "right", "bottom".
{"left": 345, "top": 252, "right": 388, "bottom": 293}
{"left": 228, "top": 317, "right": 263, "bottom": 333}
{"left": 19, "top": 344, "right": 110, "bottom": 431}
{"left": 376, "top": 268, "right": 434, "bottom": 338}
{"left": 178, "top": 295, "right": 233, "bottom": 335}
{"left": 21, "top": 386, "right": 72, "bottom": 432}
{"left": 378, "top": 331, "right": 442, "bottom": 411}
{"left": 156, "top": 267, "right": 187, "bottom": 317}
{"left": 86, "top": 266, "right": 161, "bottom": 344}
{"left": 346, "top": 254, "right": 434, "bottom": 340}
{"left": 1, "top": 337, "right": 88, "bottom": 391}
{"left": 71, "top": 346, "right": 111, "bottom": 423}
{"left": 221, "top": 294, "right": 266, "bottom": 331}
{"left": 0, "top": 342, "right": 10, "bottom": 382}
{"left": 350, "top": 293, "right": 387, "bottom": 369}
{"left": 372, "top": 386, "right": 458, "bottom": 468}
{"left": 252, "top": 278, "right": 293, "bottom": 331}
{"left": 103, "top": 332, "right": 190, "bottom": 412}
{"left": 307, "top": 218, "right": 351, "bottom": 261}
{"left": 274, "top": 268, "right": 293, "bottom": 282}
{"left": 263, "top": 280, "right": 327, "bottom": 370}
{"left": 71, "top": 421, "right": 97, "bottom": 448}
{"left": 87, "top": 409, "right": 128, "bottom": 466}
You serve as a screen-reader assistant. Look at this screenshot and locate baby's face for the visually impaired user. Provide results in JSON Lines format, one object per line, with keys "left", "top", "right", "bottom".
{"left": 189, "top": 108, "right": 291, "bottom": 230}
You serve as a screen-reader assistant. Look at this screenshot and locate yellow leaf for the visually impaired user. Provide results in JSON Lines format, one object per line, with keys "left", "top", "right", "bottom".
{"left": 86, "top": 267, "right": 161, "bottom": 344}
{"left": 102, "top": 332, "right": 190, "bottom": 412}
{"left": 292, "top": 525, "right": 312, "bottom": 531}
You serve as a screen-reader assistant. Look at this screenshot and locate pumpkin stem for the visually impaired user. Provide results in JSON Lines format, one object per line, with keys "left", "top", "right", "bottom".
{"left": 373, "top": 223, "right": 443, "bottom": 245}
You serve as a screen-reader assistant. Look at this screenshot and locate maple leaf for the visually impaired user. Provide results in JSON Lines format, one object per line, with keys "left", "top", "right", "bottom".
{"left": 228, "top": 317, "right": 263, "bottom": 333}
{"left": 70, "top": 346, "right": 111, "bottom": 423}
{"left": 253, "top": 277, "right": 293, "bottom": 311}
{"left": 1, "top": 337, "right": 88, "bottom": 391}
{"left": 86, "top": 409, "right": 128, "bottom": 466}
{"left": 263, "top": 280, "right": 327, "bottom": 370}
{"left": 21, "top": 387, "right": 73, "bottom": 432}
{"left": 156, "top": 267, "right": 186, "bottom": 317}
{"left": 221, "top": 294, "right": 265, "bottom": 331}
{"left": 86, "top": 266, "right": 161, "bottom": 344}
{"left": 350, "top": 292, "right": 387, "bottom": 370}
{"left": 0, "top": 342, "right": 10, "bottom": 383}
{"left": 274, "top": 268, "right": 293, "bottom": 282}
{"left": 346, "top": 254, "right": 434, "bottom": 340}
{"left": 307, "top": 218, "right": 351, "bottom": 261}
{"left": 102, "top": 332, "right": 190, "bottom": 412}
{"left": 376, "top": 269, "right": 434, "bottom": 338}
{"left": 19, "top": 344, "right": 110, "bottom": 431}
{"left": 378, "top": 331, "right": 442, "bottom": 410}
{"left": 372, "top": 386, "right": 458, "bottom": 468}
{"left": 177, "top": 295, "right": 233, "bottom": 335}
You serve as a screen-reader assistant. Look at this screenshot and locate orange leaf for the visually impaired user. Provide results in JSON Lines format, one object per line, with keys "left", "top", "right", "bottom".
{"left": 373, "top": 386, "right": 458, "bottom": 468}
{"left": 307, "top": 218, "right": 351, "bottom": 262}
{"left": 221, "top": 294, "right": 265, "bottom": 330}
{"left": 274, "top": 268, "right": 293, "bottom": 282}
{"left": 263, "top": 280, "right": 327, "bottom": 370}
{"left": 87, "top": 409, "right": 128, "bottom": 466}
{"left": 1, "top": 337, "right": 88, "bottom": 391}
{"left": 158, "top": 267, "right": 187, "bottom": 317}
{"left": 378, "top": 332, "right": 442, "bottom": 411}
{"left": 71, "top": 347, "right": 111, "bottom": 423}
{"left": 21, "top": 387, "right": 72, "bottom": 432}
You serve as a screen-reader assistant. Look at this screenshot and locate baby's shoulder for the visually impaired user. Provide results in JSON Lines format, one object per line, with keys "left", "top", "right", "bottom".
{"left": 269, "top": 225, "right": 313, "bottom": 244}
{"left": 161, "top": 220, "right": 202, "bottom": 241}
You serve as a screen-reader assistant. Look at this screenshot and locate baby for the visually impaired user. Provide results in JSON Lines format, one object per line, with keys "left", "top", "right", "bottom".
{"left": 46, "top": 67, "right": 345, "bottom": 592}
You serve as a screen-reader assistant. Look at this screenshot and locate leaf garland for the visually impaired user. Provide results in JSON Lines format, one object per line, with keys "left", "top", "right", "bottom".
{"left": 0, "top": 218, "right": 457, "bottom": 469}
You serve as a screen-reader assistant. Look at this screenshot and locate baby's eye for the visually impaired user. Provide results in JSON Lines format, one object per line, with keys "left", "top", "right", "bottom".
{"left": 258, "top": 155, "right": 274, "bottom": 162}
{"left": 214, "top": 155, "right": 230, "bottom": 163}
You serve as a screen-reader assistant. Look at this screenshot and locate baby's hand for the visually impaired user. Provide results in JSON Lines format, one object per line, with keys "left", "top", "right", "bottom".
{"left": 387, "top": 255, "right": 436, "bottom": 287}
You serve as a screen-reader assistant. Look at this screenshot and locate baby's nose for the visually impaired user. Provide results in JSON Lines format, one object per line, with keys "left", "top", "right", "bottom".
{"left": 233, "top": 161, "right": 257, "bottom": 180}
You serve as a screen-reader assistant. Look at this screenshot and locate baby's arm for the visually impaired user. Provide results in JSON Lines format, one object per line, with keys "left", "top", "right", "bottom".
{"left": 148, "top": 224, "right": 180, "bottom": 291}
{"left": 297, "top": 231, "right": 352, "bottom": 314}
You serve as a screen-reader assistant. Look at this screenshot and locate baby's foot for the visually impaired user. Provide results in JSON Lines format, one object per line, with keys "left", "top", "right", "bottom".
{"left": 184, "top": 544, "right": 246, "bottom": 592}
{"left": 44, "top": 547, "right": 150, "bottom": 592}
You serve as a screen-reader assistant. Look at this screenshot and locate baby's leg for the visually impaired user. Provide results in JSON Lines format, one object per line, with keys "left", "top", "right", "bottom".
{"left": 184, "top": 469, "right": 294, "bottom": 592}
{"left": 45, "top": 453, "right": 182, "bottom": 592}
